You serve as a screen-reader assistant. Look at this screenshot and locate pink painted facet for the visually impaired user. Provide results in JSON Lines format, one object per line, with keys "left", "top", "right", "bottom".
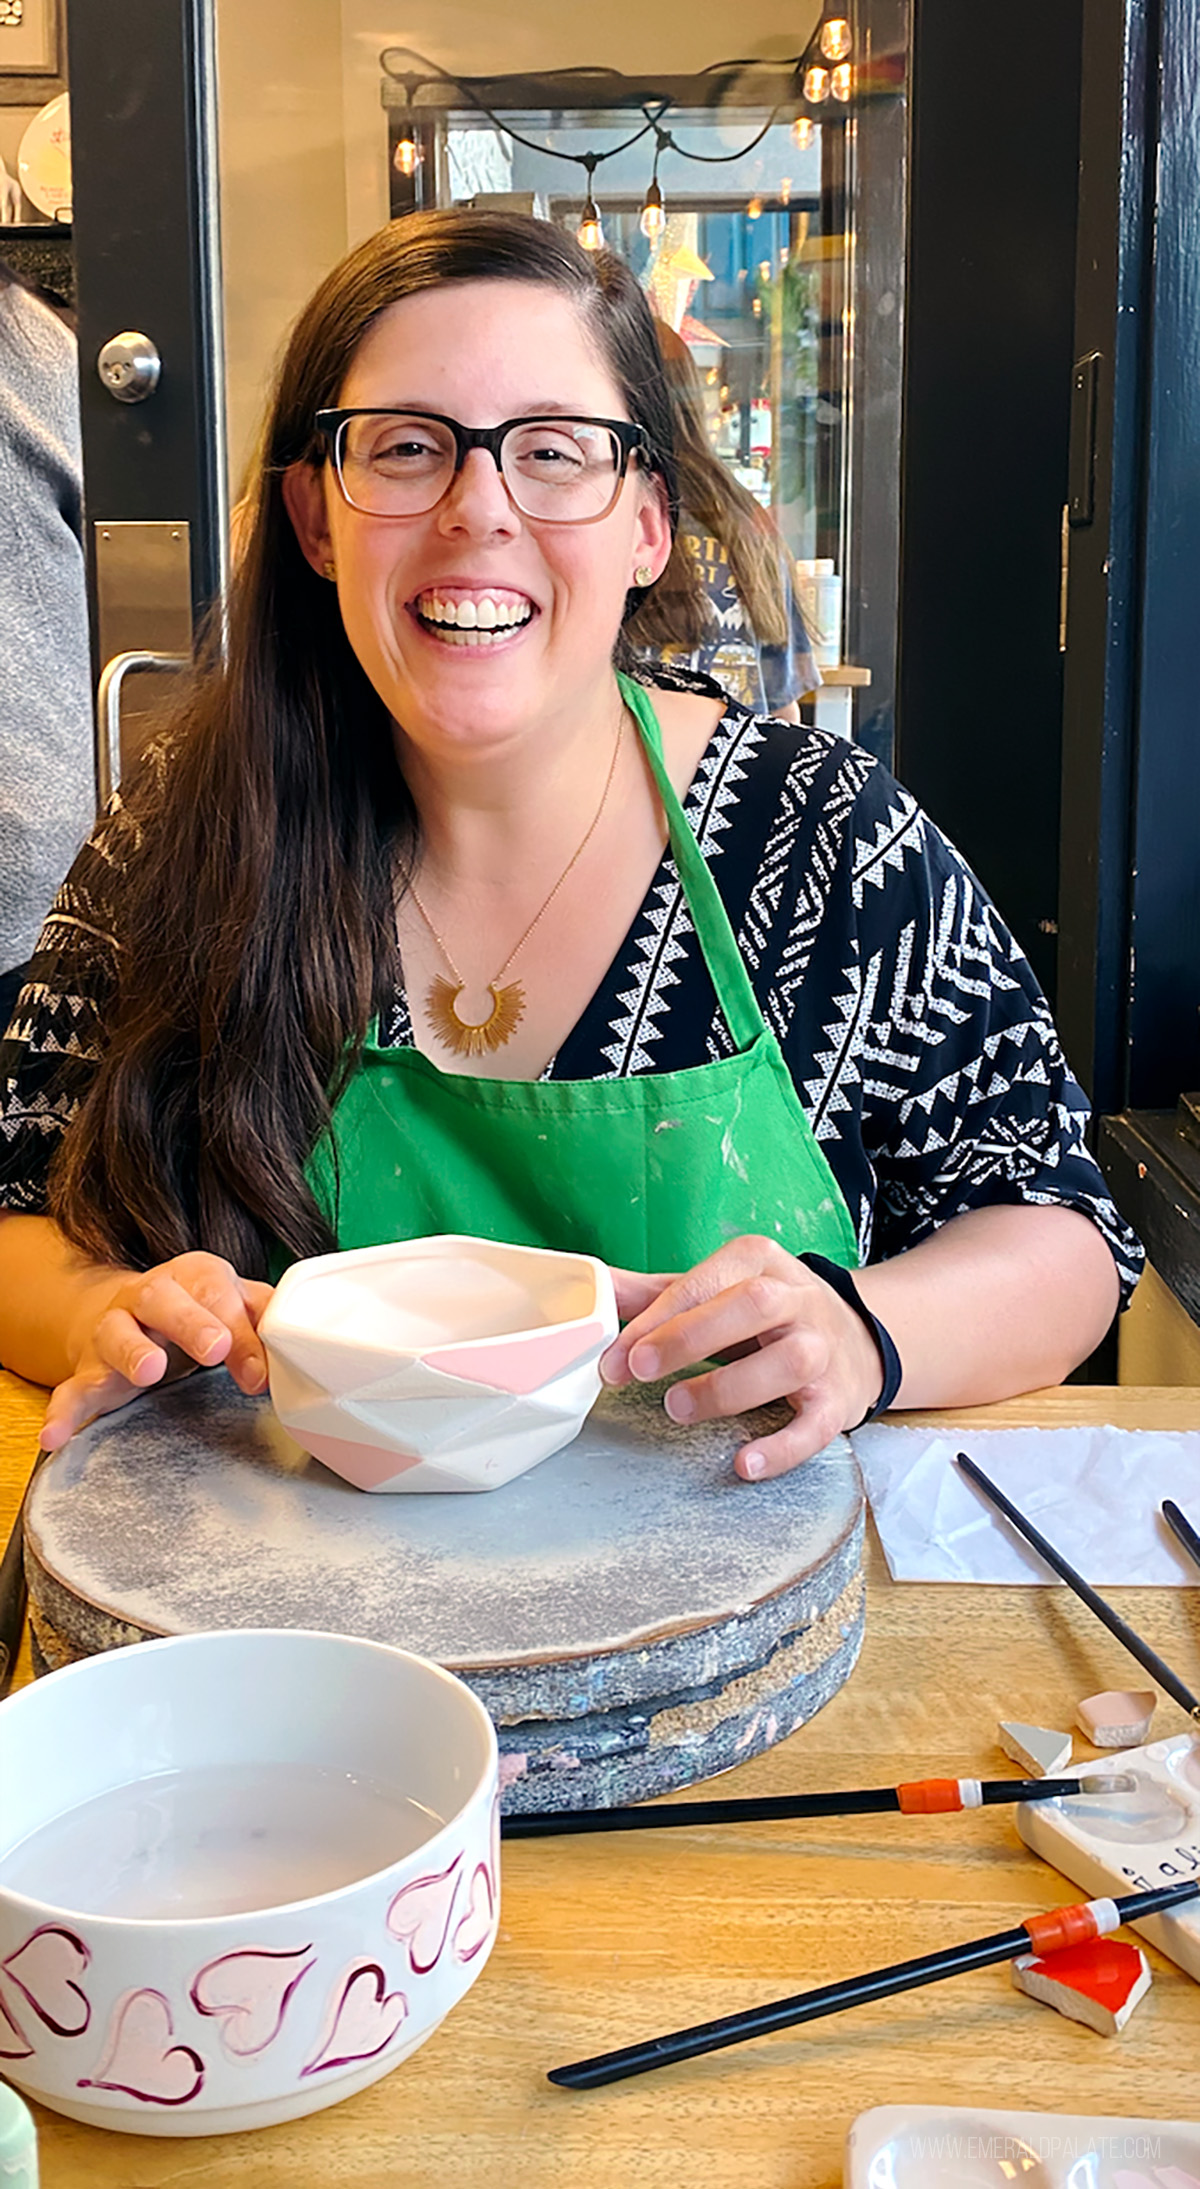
{"left": 297, "top": 1430, "right": 423, "bottom": 1488}
{"left": 190, "top": 1944, "right": 316, "bottom": 2059}
{"left": 78, "top": 1988, "right": 205, "bottom": 2106}
{"left": 425, "top": 1318, "right": 606, "bottom": 1394}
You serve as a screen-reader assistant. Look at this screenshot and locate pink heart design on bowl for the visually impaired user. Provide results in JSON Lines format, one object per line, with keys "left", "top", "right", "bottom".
{"left": 0, "top": 1987, "right": 32, "bottom": 2060}
{"left": 3, "top": 1924, "right": 91, "bottom": 2036}
{"left": 190, "top": 1943, "right": 315, "bottom": 2058}
{"left": 77, "top": 1988, "right": 205, "bottom": 2106}
{"left": 301, "top": 1963, "right": 408, "bottom": 2077}
{"left": 452, "top": 1862, "right": 496, "bottom": 1964}
{"left": 386, "top": 1855, "right": 462, "bottom": 1974}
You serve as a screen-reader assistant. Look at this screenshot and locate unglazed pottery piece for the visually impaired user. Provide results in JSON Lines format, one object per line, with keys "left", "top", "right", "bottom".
{"left": 1076, "top": 1689, "right": 1158, "bottom": 1747}
{"left": 24, "top": 1373, "right": 865, "bottom": 1812}
{"left": 998, "top": 1721, "right": 1073, "bottom": 1777}
{"left": 0, "top": 1630, "right": 497, "bottom": 2135}
{"left": 1011, "top": 1936, "right": 1151, "bottom": 2035}
{"left": 844, "top": 2105, "right": 1200, "bottom": 2188}
{"left": 1016, "top": 1735, "right": 1200, "bottom": 1981}
{"left": 260, "top": 1234, "right": 618, "bottom": 1492}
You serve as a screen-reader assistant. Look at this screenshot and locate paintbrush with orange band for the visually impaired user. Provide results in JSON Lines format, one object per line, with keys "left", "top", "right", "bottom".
{"left": 549, "top": 1880, "right": 1200, "bottom": 2088}
{"left": 503, "top": 1769, "right": 1133, "bottom": 1837}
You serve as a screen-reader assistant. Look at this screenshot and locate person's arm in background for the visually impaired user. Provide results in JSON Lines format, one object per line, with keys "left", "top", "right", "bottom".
{"left": 758, "top": 540, "right": 820, "bottom": 727}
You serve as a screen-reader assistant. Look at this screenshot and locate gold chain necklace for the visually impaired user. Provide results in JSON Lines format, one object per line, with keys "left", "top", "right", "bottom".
{"left": 406, "top": 710, "right": 626, "bottom": 1058}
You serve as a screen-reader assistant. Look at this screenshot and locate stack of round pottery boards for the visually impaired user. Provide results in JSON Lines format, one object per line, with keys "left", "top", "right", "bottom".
{"left": 23, "top": 1372, "right": 865, "bottom": 1812}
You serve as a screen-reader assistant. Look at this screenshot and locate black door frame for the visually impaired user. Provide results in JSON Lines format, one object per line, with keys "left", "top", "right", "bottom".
{"left": 65, "top": 0, "right": 227, "bottom": 670}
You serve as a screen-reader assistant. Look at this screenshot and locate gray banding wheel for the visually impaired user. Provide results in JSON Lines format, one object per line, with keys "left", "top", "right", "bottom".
{"left": 24, "top": 1373, "right": 865, "bottom": 1810}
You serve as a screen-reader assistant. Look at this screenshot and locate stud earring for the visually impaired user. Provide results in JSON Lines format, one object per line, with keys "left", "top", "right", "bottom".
{"left": 322, "top": 560, "right": 337, "bottom": 582}
{"left": 634, "top": 564, "right": 654, "bottom": 586}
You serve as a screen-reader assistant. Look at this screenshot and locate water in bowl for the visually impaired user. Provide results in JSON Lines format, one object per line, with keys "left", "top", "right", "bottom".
{"left": 0, "top": 1760, "right": 444, "bottom": 1918}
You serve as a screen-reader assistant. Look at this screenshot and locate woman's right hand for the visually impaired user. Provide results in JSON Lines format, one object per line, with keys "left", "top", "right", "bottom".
{"left": 42, "top": 1252, "right": 274, "bottom": 1452}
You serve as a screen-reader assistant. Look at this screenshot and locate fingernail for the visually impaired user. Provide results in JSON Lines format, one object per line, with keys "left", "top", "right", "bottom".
{"left": 244, "top": 1360, "right": 267, "bottom": 1393}
{"left": 665, "top": 1382, "right": 694, "bottom": 1423}
{"left": 742, "top": 1449, "right": 766, "bottom": 1479}
{"left": 598, "top": 1347, "right": 623, "bottom": 1386}
{"left": 132, "top": 1350, "right": 157, "bottom": 1379}
{"left": 629, "top": 1344, "right": 660, "bottom": 1382}
{"left": 199, "top": 1327, "right": 225, "bottom": 1358}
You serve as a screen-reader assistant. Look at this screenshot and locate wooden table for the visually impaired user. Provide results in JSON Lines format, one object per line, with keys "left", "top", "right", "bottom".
{"left": 2, "top": 1374, "right": 1198, "bottom": 2187}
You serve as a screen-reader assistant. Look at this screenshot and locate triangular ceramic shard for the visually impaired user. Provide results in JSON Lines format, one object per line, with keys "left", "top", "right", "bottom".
{"left": 1011, "top": 1937, "right": 1151, "bottom": 2035}
{"left": 997, "top": 1720, "right": 1073, "bottom": 1777}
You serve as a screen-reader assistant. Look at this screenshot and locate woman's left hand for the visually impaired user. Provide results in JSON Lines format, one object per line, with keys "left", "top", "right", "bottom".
{"left": 601, "top": 1237, "right": 884, "bottom": 1480}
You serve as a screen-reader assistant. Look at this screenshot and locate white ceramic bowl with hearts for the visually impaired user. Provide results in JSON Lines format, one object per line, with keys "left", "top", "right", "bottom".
{"left": 0, "top": 1628, "right": 499, "bottom": 2135}
{"left": 260, "top": 1233, "right": 619, "bottom": 1492}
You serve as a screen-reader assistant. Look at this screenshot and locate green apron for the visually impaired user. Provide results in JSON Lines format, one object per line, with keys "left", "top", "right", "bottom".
{"left": 301, "top": 674, "right": 859, "bottom": 1274}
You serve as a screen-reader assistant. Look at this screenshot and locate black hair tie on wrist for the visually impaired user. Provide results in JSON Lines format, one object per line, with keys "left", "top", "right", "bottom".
{"left": 797, "top": 1252, "right": 903, "bottom": 1427}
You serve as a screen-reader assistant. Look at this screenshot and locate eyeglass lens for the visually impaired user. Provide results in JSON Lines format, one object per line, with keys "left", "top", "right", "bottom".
{"left": 336, "top": 414, "right": 625, "bottom": 520}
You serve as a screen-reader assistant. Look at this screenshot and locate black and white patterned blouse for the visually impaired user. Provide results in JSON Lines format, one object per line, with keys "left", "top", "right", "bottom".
{"left": 0, "top": 681, "right": 1144, "bottom": 1301}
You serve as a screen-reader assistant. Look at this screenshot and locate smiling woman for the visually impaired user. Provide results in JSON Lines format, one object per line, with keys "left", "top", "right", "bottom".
{"left": 0, "top": 211, "right": 1142, "bottom": 1479}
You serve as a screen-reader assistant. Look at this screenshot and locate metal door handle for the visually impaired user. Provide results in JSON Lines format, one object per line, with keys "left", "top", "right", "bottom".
{"left": 96, "top": 332, "right": 162, "bottom": 403}
{"left": 96, "top": 650, "right": 188, "bottom": 806}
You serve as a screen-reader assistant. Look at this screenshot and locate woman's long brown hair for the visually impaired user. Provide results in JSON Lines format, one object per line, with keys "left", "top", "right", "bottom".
{"left": 48, "top": 212, "right": 696, "bottom": 1278}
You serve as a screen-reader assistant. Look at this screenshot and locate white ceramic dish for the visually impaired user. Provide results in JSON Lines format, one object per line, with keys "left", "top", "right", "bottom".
{"left": 845, "top": 2104, "right": 1200, "bottom": 2187}
{"left": 261, "top": 1233, "right": 618, "bottom": 1492}
{"left": 17, "top": 93, "right": 71, "bottom": 220}
{"left": 1016, "top": 1734, "right": 1200, "bottom": 1979}
{"left": 0, "top": 1630, "right": 498, "bottom": 2135}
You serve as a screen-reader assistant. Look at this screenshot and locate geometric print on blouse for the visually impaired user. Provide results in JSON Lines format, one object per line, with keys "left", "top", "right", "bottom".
{"left": 0, "top": 684, "right": 1145, "bottom": 1304}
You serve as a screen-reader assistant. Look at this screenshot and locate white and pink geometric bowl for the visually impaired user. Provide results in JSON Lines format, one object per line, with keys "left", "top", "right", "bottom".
{"left": 260, "top": 1234, "right": 619, "bottom": 1493}
{"left": 0, "top": 1629, "right": 498, "bottom": 2135}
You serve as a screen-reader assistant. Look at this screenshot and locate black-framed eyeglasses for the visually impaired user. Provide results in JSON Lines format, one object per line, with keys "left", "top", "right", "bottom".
{"left": 313, "top": 408, "right": 650, "bottom": 524}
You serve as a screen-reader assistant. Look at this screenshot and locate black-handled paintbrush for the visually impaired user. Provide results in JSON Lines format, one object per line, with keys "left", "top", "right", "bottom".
{"left": 548, "top": 1879, "right": 1200, "bottom": 2088}
{"left": 502, "top": 1770, "right": 1134, "bottom": 1837}
{"left": 956, "top": 1451, "right": 1200, "bottom": 1724}
{"left": 1163, "top": 1498, "right": 1200, "bottom": 1578}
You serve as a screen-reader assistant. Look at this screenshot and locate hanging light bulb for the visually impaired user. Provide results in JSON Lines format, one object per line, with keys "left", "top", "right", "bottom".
{"left": 780, "top": 176, "right": 792, "bottom": 204}
{"left": 831, "top": 61, "right": 853, "bottom": 100}
{"left": 747, "top": 195, "right": 764, "bottom": 220}
{"left": 640, "top": 175, "right": 666, "bottom": 242}
{"left": 577, "top": 191, "right": 604, "bottom": 251}
{"left": 803, "top": 64, "right": 831, "bottom": 103}
{"left": 393, "top": 130, "right": 420, "bottom": 177}
{"left": 819, "top": 16, "right": 853, "bottom": 61}
{"left": 791, "top": 116, "right": 814, "bottom": 152}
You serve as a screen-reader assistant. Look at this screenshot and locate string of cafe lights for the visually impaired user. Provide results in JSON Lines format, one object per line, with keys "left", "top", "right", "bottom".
{"left": 382, "top": 13, "right": 855, "bottom": 251}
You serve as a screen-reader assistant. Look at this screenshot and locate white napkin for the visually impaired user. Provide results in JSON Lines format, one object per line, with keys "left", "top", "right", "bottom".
{"left": 848, "top": 1423, "right": 1200, "bottom": 1584}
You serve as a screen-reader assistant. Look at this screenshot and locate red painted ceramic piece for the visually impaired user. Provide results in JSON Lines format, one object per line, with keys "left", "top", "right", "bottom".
{"left": 1011, "top": 1936, "right": 1151, "bottom": 2035}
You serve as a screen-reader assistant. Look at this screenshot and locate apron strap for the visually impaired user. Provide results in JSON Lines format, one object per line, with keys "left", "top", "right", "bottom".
{"left": 617, "top": 673, "right": 765, "bottom": 1054}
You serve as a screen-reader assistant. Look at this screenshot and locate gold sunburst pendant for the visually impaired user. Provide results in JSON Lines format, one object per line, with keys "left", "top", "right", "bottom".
{"left": 425, "top": 975, "right": 527, "bottom": 1057}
